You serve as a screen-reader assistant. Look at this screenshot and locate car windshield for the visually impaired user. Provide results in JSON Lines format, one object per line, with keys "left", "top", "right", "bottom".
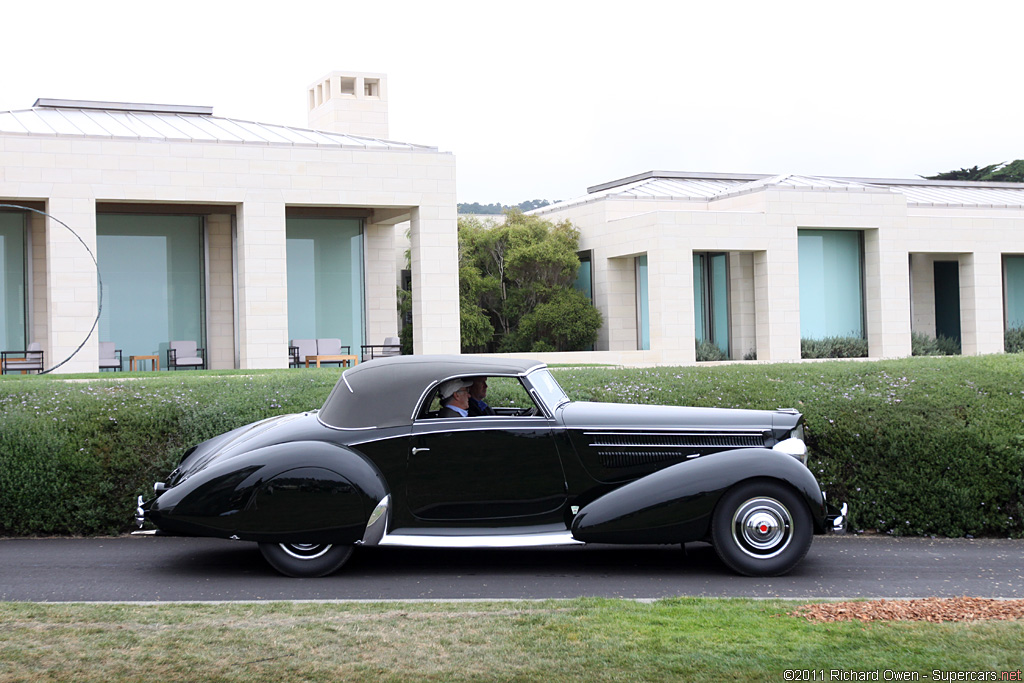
{"left": 527, "top": 369, "right": 570, "bottom": 410}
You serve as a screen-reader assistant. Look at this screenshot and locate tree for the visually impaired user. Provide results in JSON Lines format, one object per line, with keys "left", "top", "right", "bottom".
{"left": 924, "top": 160, "right": 1024, "bottom": 183}
{"left": 459, "top": 210, "right": 601, "bottom": 353}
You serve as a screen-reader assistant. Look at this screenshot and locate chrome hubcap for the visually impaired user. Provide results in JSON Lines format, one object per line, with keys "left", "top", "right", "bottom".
{"left": 279, "top": 543, "right": 332, "bottom": 560}
{"left": 731, "top": 497, "right": 793, "bottom": 559}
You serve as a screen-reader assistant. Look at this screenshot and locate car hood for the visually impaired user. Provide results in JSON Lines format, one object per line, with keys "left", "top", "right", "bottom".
{"left": 169, "top": 411, "right": 318, "bottom": 486}
{"left": 557, "top": 401, "right": 799, "bottom": 438}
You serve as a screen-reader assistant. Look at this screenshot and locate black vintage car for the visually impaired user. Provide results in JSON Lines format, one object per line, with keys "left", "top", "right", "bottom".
{"left": 135, "top": 355, "right": 846, "bottom": 577}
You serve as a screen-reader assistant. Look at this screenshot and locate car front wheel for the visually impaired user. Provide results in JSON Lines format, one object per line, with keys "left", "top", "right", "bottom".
{"left": 258, "top": 542, "right": 354, "bottom": 578}
{"left": 710, "top": 481, "right": 812, "bottom": 577}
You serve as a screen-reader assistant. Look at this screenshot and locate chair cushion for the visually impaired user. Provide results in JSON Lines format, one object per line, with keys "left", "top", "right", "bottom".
{"left": 170, "top": 341, "right": 198, "bottom": 357}
{"left": 317, "top": 338, "right": 343, "bottom": 355}
{"left": 291, "top": 339, "right": 317, "bottom": 360}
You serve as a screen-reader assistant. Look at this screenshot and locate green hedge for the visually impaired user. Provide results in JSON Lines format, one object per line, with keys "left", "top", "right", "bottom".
{"left": 2, "top": 357, "right": 1022, "bottom": 538}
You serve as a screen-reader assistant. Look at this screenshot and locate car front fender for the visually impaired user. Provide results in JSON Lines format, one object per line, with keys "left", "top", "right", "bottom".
{"left": 570, "top": 448, "right": 826, "bottom": 544}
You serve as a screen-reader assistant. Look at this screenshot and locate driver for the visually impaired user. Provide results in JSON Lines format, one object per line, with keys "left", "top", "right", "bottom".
{"left": 468, "top": 377, "right": 495, "bottom": 416}
{"left": 437, "top": 378, "right": 473, "bottom": 418}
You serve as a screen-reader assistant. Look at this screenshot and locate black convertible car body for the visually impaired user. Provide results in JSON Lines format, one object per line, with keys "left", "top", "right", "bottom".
{"left": 135, "top": 355, "right": 846, "bottom": 577}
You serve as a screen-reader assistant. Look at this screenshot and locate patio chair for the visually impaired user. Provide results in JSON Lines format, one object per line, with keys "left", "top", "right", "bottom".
{"left": 98, "top": 342, "right": 123, "bottom": 371}
{"left": 1, "top": 342, "right": 44, "bottom": 374}
{"left": 289, "top": 339, "right": 318, "bottom": 368}
{"left": 361, "top": 336, "right": 401, "bottom": 361}
{"left": 167, "top": 340, "right": 205, "bottom": 370}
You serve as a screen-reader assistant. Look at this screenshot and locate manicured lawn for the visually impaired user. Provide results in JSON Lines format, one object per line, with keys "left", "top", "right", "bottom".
{"left": 0, "top": 598, "right": 1020, "bottom": 682}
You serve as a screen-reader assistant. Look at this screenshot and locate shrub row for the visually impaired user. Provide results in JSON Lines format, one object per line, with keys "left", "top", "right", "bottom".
{"left": 1, "top": 356, "right": 1022, "bottom": 538}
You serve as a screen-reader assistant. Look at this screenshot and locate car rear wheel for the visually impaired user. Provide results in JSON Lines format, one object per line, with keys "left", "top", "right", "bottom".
{"left": 258, "top": 542, "right": 354, "bottom": 578}
{"left": 710, "top": 481, "right": 812, "bottom": 577}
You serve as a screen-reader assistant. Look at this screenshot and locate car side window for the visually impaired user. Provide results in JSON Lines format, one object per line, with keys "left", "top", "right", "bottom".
{"left": 416, "top": 376, "right": 544, "bottom": 419}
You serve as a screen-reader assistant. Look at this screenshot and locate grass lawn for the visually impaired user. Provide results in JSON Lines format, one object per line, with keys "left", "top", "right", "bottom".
{"left": 1, "top": 598, "right": 1020, "bottom": 682}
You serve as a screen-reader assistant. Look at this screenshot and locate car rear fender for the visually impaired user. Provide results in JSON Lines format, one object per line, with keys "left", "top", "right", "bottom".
{"left": 570, "top": 448, "right": 826, "bottom": 544}
{"left": 150, "top": 441, "right": 388, "bottom": 544}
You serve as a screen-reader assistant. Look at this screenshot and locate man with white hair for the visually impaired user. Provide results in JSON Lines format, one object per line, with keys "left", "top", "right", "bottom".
{"left": 437, "top": 378, "right": 473, "bottom": 418}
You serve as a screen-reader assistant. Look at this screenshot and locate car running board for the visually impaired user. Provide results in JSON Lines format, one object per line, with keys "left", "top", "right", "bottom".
{"left": 378, "top": 531, "right": 584, "bottom": 548}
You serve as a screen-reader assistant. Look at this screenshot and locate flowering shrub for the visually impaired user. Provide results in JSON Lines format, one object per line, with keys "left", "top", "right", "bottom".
{"left": 1, "top": 356, "right": 1022, "bottom": 538}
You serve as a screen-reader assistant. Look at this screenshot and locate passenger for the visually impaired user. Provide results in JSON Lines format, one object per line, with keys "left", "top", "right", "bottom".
{"left": 437, "top": 378, "right": 473, "bottom": 418}
{"left": 467, "top": 377, "right": 495, "bottom": 416}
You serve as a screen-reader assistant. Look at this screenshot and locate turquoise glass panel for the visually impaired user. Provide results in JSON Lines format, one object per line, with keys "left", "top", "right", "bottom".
{"left": 798, "top": 230, "right": 863, "bottom": 339}
{"left": 711, "top": 253, "right": 729, "bottom": 355}
{"left": 693, "top": 254, "right": 705, "bottom": 342}
{"left": 286, "top": 218, "right": 364, "bottom": 349}
{"left": 1005, "top": 257, "right": 1024, "bottom": 329}
{"left": 97, "top": 215, "right": 204, "bottom": 364}
{"left": 0, "top": 212, "right": 26, "bottom": 350}
{"left": 636, "top": 255, "right": 649, "bottom": 350}
{"left": 573, "top": 255, "right": 592, "bottom": 301}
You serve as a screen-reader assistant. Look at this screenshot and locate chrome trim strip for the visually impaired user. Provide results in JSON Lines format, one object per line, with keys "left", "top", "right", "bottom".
{"left": 409, "top": 424, "right": 556, "bottom": 437}
{"left": 589, "top": 442, "right": 753, "bottom": 448}
{"left": 582, "top": 428, "right": 767, "bottom": 435}
{"left": 316, "top": 414, "right": 379, "bottom": 432}
{"left": 378, "top": 531, "right": 583, "bottom": 548}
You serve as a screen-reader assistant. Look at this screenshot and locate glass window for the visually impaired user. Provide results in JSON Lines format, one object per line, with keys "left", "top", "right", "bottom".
{"left": 97, "top": 214, "right": 205, "bottom": 364}
{"left": 1005, "top": 256, "right": 1024, "bottom": 330}
{"left": 574, "top": 251, "right": 592, "bottom": 302}
{"left": 636, "top": 255, "right": 649, "bottom": 350}
{"left": 0, "top": 211, "right": 27, "bottom": 350}
{"left": 286, "top": 217, "right": 364, "bottom": 350}
{"left": 798, "top": 229, "right": 864, "bottom": 339}
{"left": 693, "top": 252, "right": 730, "bottom": 356}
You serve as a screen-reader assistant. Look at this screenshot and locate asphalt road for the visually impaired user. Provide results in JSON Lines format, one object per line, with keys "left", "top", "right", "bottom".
{"left": 1, "top": 535, "right": 1021, "bottom": 602}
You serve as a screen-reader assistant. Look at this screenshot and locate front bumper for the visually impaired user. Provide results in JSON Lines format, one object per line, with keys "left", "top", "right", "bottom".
{"left": 825, "top": 501, "right": 848, "bottom": 534}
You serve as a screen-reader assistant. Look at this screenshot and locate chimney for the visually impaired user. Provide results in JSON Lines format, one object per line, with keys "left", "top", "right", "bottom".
{"left": 306, "top": 71, "right": 389, "bottom": 139}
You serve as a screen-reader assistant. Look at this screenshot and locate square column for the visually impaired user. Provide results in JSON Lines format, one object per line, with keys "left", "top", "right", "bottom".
{"left": 754, "top": 247, "right": 801, "bottom": 361}
{"left": 648, "top": 249, "right": 695, "bottom": 362}
{"left": 236, "top": 196, "right": 288, "bottom": 368}
{"left": 364, "top": 219, "right": 400, "bottom": 346}
{"left": 409, "top": 206, "right": 459, "bottom": 355}
{"left": 45, "top": 196, "right": 98, "bottom": 373}
{"left": 864, "top": 229, "right": 911, "bottom": 358}
{"left": 961, "top": 252, "right": 1004, "bottom": 355}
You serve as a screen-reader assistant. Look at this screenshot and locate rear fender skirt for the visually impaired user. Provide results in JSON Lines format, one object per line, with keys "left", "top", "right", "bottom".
{"left": 148, "top": 441, "right": 388, "bottom": 543}
{"left": 570, "top": 448, "right": 826, "bottom": 544}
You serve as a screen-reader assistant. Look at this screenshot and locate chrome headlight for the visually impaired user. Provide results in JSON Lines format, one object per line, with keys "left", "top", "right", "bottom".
{"left": 773, "top": 423, "right": 808, "bottom": 465}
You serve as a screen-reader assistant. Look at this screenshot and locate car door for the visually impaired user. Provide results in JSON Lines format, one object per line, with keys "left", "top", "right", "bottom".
{"left": 405, "top": 388, "right": 567, "bottom": 524}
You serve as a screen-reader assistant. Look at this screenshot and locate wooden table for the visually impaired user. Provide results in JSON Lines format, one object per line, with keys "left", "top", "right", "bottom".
{"left": 305, "top": 354, "right": 358, "bottom": 368}
{"left": 129, "top": 355, "right": 160, "bottom": 371}
{"left": 1, "top": 357, "right": 25, "bottom": 374}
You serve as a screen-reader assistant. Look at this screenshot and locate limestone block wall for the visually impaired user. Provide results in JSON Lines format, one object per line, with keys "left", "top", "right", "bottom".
{"left": 206, "top": 213, "right": 235, "bottom": 370}
{"left": 0, "top": 122, "right": 457, "bottom": 372}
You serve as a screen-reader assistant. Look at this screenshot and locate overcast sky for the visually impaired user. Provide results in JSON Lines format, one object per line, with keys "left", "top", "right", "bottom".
{"left": 3, "top": 0, "right": 1022, "bottom": 203}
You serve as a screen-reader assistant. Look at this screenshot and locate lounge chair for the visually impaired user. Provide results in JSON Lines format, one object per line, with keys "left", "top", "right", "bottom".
{"left": 1, "top": 342, "right": 44, "bottom": 374}
{"left": 99, "top": 342, "right": 123, "bottom": 371}
{"left": 167, "top": 340, "right": 205, "bottom": 370}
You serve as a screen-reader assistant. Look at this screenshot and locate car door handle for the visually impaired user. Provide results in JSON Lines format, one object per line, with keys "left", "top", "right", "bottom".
{"left": 411, "top": 447, "right": 430, "bottom": 455}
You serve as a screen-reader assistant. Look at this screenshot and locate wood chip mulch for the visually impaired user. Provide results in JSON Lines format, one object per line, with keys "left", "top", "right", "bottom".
{"left": 789, "top": 597, "right": 1024, "bottom": 623}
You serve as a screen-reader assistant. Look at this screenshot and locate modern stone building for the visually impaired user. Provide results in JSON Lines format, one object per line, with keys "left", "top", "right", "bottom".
{"left": 529, "top": 170, "right": 1024, "bottom": 365}
{"left": 0, "top": 71, "right": 459, "bottom": 373}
